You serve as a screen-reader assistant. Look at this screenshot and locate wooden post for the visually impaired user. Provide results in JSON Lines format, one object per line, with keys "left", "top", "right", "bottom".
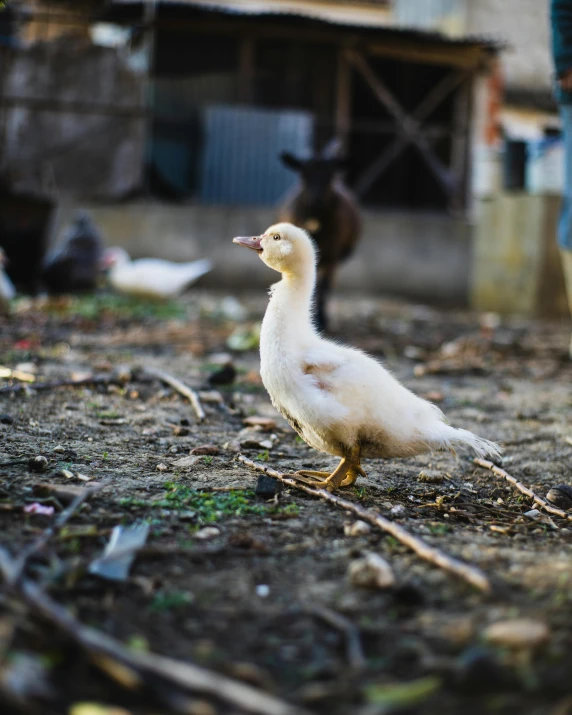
{"left": 449, "top": 74, "right": 472, "bottom": 214}
{"left": 335, "top": 48, "right": 351, "bottom": 153}
{"left": 238, "top": 38, "right": 254, "bottom": 103}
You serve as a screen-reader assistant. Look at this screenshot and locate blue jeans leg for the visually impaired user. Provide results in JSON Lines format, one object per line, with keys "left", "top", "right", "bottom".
{"left": 559, "top": 105, "right": 572, "bottom": 251}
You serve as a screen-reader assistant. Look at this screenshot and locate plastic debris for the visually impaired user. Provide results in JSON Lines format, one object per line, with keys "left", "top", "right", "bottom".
{"left": 89, "top": 523, "right": 149, "bottom": 581}
{"left": 23, "top": 503, "right": 55, "bottom": 516}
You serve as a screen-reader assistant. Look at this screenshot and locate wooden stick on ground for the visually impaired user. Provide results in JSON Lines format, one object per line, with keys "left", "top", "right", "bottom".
{"left": 10, "top": 482, "right": 105, "bottom": 585}
{"left": 238, "top": 456, "right": 491, "bottom": 594}
{"left": 140, "top": 366, "right": 205, "bottom": 422}
{"left": 0, "top": 549, "right": 306, "bottom": 715}
{"left": 0, "top": 375, "right": 119, "bottom": 396}
{"left": 474, "top": 458, "right": 572, "bottom": 522}
{"left": 306, "top": 605, "right": 366, "bottom": 672}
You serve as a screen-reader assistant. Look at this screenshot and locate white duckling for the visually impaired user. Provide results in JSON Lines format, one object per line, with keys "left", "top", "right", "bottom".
{"left": 0, "top": 248, "right": 16, "bottom": 314}
{"left": 102, "top": 248, "right": 212, "bottom": 299}
{"left": 233, "top": 223, "right": 501, "bottom": 492}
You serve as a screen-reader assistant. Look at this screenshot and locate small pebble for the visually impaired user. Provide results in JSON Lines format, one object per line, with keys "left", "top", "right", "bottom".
{"left": 172, "top": 426, "right": 190, "bottom": 436}
{"left": 0, "top": 414, "right": 13, "bottom": 425}
{"left": 242, "top": 416, "right": 277, "bottom": 430}
{"left": 223, "top": 440, "right": 241, "bottom": 453}
{"left": 483, "top": 618, "right": 550, "bottom": 650}
{"left": 258, "top": 440, "right": 273, "bottom": 450}
{"left": 390, "top": 504, "right": 406, "bottom": 516}
{"left": 255, "top": 474, "right": 282, "bottom": 498}
{"left": 53, "top": 445, "right": 65, "bottom": 453}
{"left": 156, "top": 463, "right": 168, "bottom": 472}
{"left": 418, "top": 469, "right": 445, "bottom": 484}
{"left": 195, "top": 526, "right": 221, "bottom": 540}
{"left": 171, "top": 456, "right": 199, "bottom": 470}
{"left": 344, "top": 520, "right": 371, "bottom": 537}
{"left": 546, "top": 484, "right": 572, "bottom": 510}
{"left": 169, "top": 446, "right": 179, "bottom": 454}
{"left": 256, "top": 584, "right": 270, "bottom": 598}
{"left": 29, "top": 455, "right": 48, "bottom": 472}
{"left": 348, "top": 553, "right": 395, "bottom": 589}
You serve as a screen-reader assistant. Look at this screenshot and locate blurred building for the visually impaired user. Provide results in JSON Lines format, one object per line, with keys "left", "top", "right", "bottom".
{"left": 0, "top": 0, "right": 567, "bottom": 314}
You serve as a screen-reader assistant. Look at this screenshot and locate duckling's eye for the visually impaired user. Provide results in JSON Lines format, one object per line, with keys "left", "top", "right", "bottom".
{"left": 273, "top": 234, "right": 281, "bottom": 241}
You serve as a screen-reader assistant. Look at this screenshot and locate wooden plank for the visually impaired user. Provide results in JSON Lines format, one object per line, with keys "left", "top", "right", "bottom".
{"left": 154, "top": 17, "right": 493, "bottom": 70}
{"left": 335, "top": 48, "right": 351, "bottom": 152}
{"left": 366, "top": 42, "right": 487, "bottom": 69}
{"left": 238, "top": 38, "right": 255, "bottom": 103}
{"left": 354, "top": 135, "right": 408, "bottom": 196}
{"left": 449, "top": 74, "right": 472, "bottom": 213}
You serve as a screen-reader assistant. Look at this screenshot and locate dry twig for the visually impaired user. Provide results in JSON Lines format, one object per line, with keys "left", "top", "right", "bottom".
{"left": 0, "top": 374, "right": 119, "bottom": 396}
{"left": 10, "top": 482, "right": 105, "bottom": 585}
{"left": 140, "top": 366, "right": 205, "bottom": 422}
{"left": 0, "top": 548, "right": 306, "bottom": 715}
{"left": 474, "top": 458, "right": 572, "bottom": 522}
{"left": 238, "top": 456, "right": 491, "bottom": 593}
{"left": 306, "top": 605, "right": 366, "bottom": 672}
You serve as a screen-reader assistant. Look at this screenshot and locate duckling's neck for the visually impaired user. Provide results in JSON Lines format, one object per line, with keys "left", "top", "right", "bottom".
{"left": 262, "top": 265, "right": 316, "bottom": 349}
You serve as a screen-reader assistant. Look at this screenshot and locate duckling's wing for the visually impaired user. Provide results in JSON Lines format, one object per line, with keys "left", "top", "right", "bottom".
{"left": 301, "top": 347, "right": 347, "bottom": 391}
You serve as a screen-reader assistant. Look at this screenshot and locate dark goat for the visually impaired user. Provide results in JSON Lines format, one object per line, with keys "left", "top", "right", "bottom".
{"left": 277, "top": 151, "right": 361, "bottom": 331}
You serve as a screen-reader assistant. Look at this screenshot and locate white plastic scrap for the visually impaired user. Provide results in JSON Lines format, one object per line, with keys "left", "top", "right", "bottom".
{"left": 88, "top": 523, "right": 149, "bottom": 581}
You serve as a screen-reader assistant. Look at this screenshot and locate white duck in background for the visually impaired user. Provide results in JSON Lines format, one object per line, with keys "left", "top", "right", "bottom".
{"left": 233, "top": 223, "right": 501, "bottom": 492}
{"left": 102, "top": 248, "right": 212, "bottom": 299}
{"left": 0, "top": 248, "right": 16, "bottom": 313}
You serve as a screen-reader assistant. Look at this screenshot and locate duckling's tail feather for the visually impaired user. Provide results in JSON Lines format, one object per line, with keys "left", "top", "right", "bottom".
{"left": 436, "top": 425, "right": 502, "bottom": 460}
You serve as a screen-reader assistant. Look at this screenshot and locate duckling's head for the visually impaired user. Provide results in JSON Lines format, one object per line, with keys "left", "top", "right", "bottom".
{"left": 233, "top": 223, "right": 315, "bottom": 275}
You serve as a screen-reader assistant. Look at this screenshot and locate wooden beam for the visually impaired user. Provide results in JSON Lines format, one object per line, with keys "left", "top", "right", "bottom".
{"left": 335, "top": 48, "right": 351, "bottom": 153}
{"left": 413, "top": 69, "right": 471, "bottom": 122}
{"left": 449, "top": 74, "right": 472, "bottom": 213}
{"left": 366, "top": 42, "right": 486, "bottom": 69}
{"left": 355, "top": 135, "right": 408, "bottom": 196}
{"left": 238, "top": 38, "right": 255, "bottom": 103}
{"left": 155, "top": 17, "right": 493, "bottom": 70}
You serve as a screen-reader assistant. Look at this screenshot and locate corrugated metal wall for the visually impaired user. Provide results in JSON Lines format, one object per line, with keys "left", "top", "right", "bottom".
{"left": 199, "top": 105, "right": 313, "bottom": 205}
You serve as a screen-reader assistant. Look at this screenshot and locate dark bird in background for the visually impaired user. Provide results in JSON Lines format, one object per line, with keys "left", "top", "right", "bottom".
{"left": 277, "top": 141, "right": 361, "bottom": 332}
{"left": 207, "top": 362, "right": 237, "bottom": 387}
{"left": 43, "top": 211, "right": 103, "bottom": 294}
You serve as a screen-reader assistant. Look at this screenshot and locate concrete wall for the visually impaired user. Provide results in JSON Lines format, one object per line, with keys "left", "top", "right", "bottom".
{"left": 470, "top": 193, "right": 568, "bottom": 317}
{"left": 51, "top": 201, "right": 472, "bottom": 303}
{"left": 467, "top": 0, "right": 552, "bottom": 94}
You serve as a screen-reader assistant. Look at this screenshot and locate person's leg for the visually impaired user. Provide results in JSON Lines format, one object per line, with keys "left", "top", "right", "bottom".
{"left": 561, "top": 250, "right": 572, "bottom": 357}
{"left": 559, "top": 105, "right": 572, "bottom": 356}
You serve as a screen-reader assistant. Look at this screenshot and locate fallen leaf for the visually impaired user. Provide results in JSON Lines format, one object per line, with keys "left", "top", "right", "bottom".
{"left": 365, "top": 676, "right": 441, "bottom": 706}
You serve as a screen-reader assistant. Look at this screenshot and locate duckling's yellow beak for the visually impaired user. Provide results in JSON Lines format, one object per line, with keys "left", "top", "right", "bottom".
{"left": 233, "top": 235, "right": 263, "bottom": 253}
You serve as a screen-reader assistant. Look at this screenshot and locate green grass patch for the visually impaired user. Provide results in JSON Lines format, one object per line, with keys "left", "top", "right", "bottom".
{"left": 119, "top": 484, "right": 296, "bottom": 524}
{"left": 47, "top": 293, "right": 185, "bottom": 321}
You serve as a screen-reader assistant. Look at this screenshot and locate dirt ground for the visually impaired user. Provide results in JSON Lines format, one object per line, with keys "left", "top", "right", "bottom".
{"left": 1, "top": 291, "right": 572, "bottom": 715}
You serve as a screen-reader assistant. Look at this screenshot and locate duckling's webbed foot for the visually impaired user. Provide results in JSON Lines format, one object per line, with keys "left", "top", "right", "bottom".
{"left": 294, "top": 458, "right": 352, "bottom": 492}
{"left": 340, "top": 464, "right": 366, "bottom": 487}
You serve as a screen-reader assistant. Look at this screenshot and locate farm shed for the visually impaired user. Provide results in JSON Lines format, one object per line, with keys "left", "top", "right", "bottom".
{"left": 106, "top": 0, "right": 500, "bottom": 214}
{"left": 1, "top": 0, "right": 503, "bottom": 301}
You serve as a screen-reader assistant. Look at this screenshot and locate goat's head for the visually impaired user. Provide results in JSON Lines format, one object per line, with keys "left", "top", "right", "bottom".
{"left": 280, "top": 152, "right": 347, "bottom": 209}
